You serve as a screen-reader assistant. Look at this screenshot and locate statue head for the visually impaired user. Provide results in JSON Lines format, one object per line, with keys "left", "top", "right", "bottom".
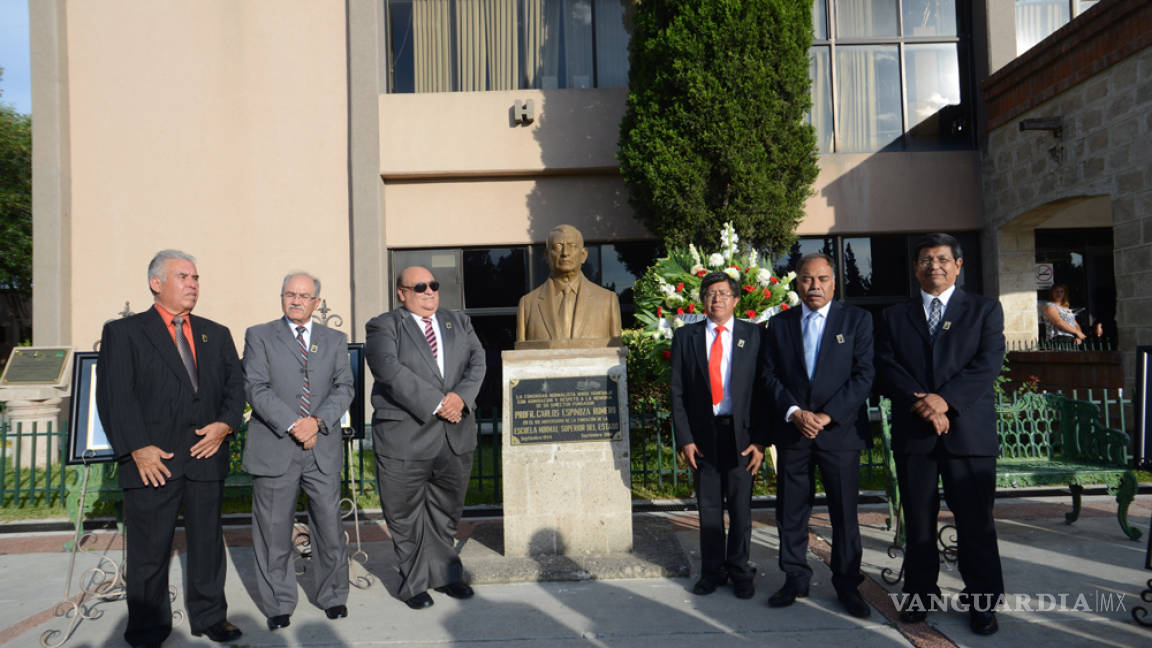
{"left": 546, "top": 225, "right": 588, "bottom": 279}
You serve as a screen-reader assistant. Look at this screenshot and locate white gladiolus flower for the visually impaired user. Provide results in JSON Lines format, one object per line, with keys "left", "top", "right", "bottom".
{"left": 720, "top": 222, "right": 739, "bottom": 261}
{"left": 786, "top": 271, "right": 796, "bottom": 283}
{"left": 662, "top": 327, "right": 674, "bottom": 339}
{"left": 659, "top": 282, "right": 675, "bottom": 296}
{"left": 708, "top": 253, "right": 725, "bottom": 267}
{"left": 688, "top": 244, "right": 701, "bottom": 265}
{"left": 673, "top": 318, "right": 686, "bottom": 329}
{"left": 723, "top": 266, "right": 740, "bottom": 280}
{"left": 787, "top": 291, "right": 800, "bottom": 306}
{"left": 756, "top": 268, "right": 773, "bottom": 286}
{"left": 748, "top": 248, "right": 758, "bottom": 268}
{"left": 690, "top": 264, "right": 705, "bottom": 275}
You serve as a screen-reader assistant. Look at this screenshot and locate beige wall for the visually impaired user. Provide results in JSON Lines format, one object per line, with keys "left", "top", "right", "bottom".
{"left": 379, "top": 90, "right": 984, "bottom": 247}
{"left": 62, "top": 0, "right": 350, "bottom": 349}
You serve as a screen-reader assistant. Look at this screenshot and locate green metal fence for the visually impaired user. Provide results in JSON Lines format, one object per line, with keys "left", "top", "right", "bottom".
{"left": 2, "top": 392, "right": 1128, "bottom": 511}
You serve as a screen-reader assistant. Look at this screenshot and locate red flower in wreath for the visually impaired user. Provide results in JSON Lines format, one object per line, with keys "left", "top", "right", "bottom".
{"left": 688, "top": 303, "right": 696, "bottom": 313}
{"left": 781, "top": 304, "right": 790, "bottom": 311}
{"left": 675, "top": 282, "right": 684, "bottom": 292}
{"left": 676, "top": 307, "right": 684, "bottom": 315}
{"left": 744, "top": 285, "right": 755, "bottom": 293}
{"left": 662, "top": 349, "right": 672, "bottom": 361}
{"left": 770, "top": 276, "right": 779, "bottom": 284}
{"left": 745, "top": 309, "right": 756, "bottom": 319}
{"left": 696, "top": 269, "right": 707, "bottom": 277}
{"left": 656, "top": 306, "right": 663, "bottom": 318}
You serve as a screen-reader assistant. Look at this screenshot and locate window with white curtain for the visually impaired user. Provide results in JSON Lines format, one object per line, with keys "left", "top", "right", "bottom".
{"left": 1015, "top": 0, "right": 1099, "bottom": 56}
{"left": 808, "top": 0, "right": 971, "bottom": 152}
{"left": 386, "top": 0, "right": 630, "bottom": 93}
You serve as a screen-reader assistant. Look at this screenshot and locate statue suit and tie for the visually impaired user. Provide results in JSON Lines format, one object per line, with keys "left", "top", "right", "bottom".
{"left": 242, "top": 273, "right": 355, "bottom": 630}
{"left": 365, "top": 265, "right": 486, "bottom": 609}
{"left": 759, "top": 254, "right": 875, "bottom": 618}
{"left": 515, "top": 224, "right": 621, "bottom": 347}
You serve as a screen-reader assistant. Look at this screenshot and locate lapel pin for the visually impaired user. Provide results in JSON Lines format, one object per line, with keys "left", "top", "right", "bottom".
{"left": 201, "top": 334, "right": 208, "bottom": 343}
{"left": 310, "top": 343, "right": 318, "bottom": 353}
{"left": 445, "top": 322, "right": 452, "bottom": 329}
{"left": 836, "top": 334, "right": 844, "bottom": 344}
{"left": 737, "top": 339, "right": 745, "bottom": 348}
{"left": 942, "top": 321, "right": 952, "bottom": 331}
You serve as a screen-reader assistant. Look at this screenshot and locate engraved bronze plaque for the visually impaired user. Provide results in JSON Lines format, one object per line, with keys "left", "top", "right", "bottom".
{"left": 0, "top": 347, "right": 73, "bottom": 386}
{"left": 509, "top": 375, "right": 621, "bottom": 444}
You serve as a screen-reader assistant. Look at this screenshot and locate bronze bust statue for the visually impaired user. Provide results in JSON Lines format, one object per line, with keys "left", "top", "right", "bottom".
{"left": 515, "top": 224, "right": 622, "bottom": 349}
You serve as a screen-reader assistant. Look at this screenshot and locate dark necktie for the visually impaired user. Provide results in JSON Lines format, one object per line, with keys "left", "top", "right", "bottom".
{"left": 296, "top": 325, "right": 310, "bottom": 416}
{"left": 927, "top": 298, "right": 943, "bottom": 342}
{"left": 171, "top": 315, "right": 197, "bottom": 392}
{"left": 709, "top": 325, "right": 725, "bottom": 406}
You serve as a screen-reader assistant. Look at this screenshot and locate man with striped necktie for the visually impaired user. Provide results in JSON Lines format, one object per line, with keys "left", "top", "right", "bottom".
{"left": 365, "top": 266, "right": 486, "bottom": 610}
{"left": 242, "top": 272, "right": 355, "bottom": 631}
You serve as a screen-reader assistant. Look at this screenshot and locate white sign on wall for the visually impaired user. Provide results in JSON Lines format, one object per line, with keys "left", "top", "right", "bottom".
{"left": 1035, "top": 263, "right": 1054, "bottom": 289}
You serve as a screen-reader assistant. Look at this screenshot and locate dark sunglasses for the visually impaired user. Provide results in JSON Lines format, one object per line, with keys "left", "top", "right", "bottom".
{"left": 400, "top": 281, "right": 440, "bottom": 294}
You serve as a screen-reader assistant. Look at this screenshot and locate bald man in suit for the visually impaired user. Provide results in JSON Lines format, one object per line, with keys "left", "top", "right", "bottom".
{"left": 365, "top": 266, "right": 486, "bottom": 610}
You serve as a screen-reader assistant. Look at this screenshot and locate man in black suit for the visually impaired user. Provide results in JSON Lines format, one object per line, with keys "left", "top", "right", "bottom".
{"left": 97, "top": 250, "right": 245, "bottom": 647}
{"left": 760, "top": 253, "right": 874, "bottom": 617}
{"left": 365, "top": 266, "right": 486, "bottom": 610}
{"left": 876, "top": 233, "right": 1006, "bottom": 635}
{"left": 670, "top": 271, "right": 767, "bottom": 599}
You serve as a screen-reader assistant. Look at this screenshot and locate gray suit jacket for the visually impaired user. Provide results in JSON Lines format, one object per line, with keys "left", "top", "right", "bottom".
{"left": 364, "top": 308, "right": 486, "bottom": 460}
{"left": 242, "top": 319, "right": 355, "bottom": 476}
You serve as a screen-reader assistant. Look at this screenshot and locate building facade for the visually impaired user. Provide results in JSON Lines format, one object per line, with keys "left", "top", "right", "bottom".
{"left": 28, "top": 0, "right": 1143, "bottom": 407}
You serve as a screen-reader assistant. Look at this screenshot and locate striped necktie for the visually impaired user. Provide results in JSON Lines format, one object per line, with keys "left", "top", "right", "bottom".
{"left": 296, "top": 325, "right": 310, "bottom": 416}
{"left": 423, "top": 317, "right": 438, "bottom": 360}
{"left": 927, "top": 298, "right": 943, "bottom": 343}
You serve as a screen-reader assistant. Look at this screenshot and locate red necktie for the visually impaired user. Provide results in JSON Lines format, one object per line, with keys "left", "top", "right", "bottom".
{"left": 710, "top": 325, "right": 725, "bottom": 406}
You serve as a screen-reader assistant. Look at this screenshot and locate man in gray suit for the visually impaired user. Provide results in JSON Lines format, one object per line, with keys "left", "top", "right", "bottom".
{"left": 242, "top": 272, "right": 355, "bottom": 630}
{"left": 365, "top": 265, "right": 486, "bottom": 610}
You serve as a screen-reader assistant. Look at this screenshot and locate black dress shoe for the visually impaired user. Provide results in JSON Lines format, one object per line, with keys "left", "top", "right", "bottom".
{"left": 691, "top": 574, "right": 727, "bottom": 596}
{"left": 405, "top": 591, "right": 434, "bottom": 609}
{"left": 191, "top": 620, "right": 242, "bottom": 643}
{"left": 899, "top": 609, "right": 928, "bottom": 623}
{"left": 767, "top": 583, "right": 809, "bottom": 608}
{"left": 970, "top": 610, "right": 999, "bottom": 635}
{"left": 837, "top": 589, "right": 871, "bottom": 618}
{"left": 266, "top": 614, "right": 291, "bottom": 631}
{"left": 434, "top": 582, "right": 475, "bottom": 599}
{"left": 325, "top": 604, "right": 348, "bottom": 619}
{"left": 733, "top": 579, "right": 756, "bottom": 599}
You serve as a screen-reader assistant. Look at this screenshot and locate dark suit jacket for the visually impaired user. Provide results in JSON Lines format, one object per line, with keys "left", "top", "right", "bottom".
{"left": 760, "top": 302, "right": 875, "bottom": 450}
{"left": 365, "top": 307, "right": 486, "bottom": 460}
{"left": 670, "top": 318, "right": 767, "bottom": 455}
{"left": 97, "top": 307, "right": 245, "bottom": 488}
{"left": 876, "top": 289, "right": 1005, "bottom": 456}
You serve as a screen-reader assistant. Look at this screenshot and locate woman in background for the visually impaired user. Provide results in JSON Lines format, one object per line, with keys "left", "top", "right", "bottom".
{"left": 1041, "top": 284, "right": 1085, "bottom": 345}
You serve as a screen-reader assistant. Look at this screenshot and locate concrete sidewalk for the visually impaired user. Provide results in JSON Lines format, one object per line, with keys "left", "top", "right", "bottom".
{"left": 1, "top": 494, "right": 1150, "bottom": 647}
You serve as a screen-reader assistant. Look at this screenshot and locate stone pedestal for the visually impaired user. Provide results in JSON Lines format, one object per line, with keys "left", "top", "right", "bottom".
{"left": 501, "top": 348, "right": 632, "bottom": 557}
{"left": 0, "top": 387, "right": 67, "bottom": 468}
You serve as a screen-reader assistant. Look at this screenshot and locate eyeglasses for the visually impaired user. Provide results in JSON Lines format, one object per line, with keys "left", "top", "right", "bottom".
{"left": 916, "top": 256, "right": 955, "bottom": 268}
{"left": 400, "top": 281, "right": 440, "bottom": 294}
{"left": 702, "top": 291, "right": 735, "bottom": 301}
{"left": 282, "top": 292, "right": 315, "bottom": 300}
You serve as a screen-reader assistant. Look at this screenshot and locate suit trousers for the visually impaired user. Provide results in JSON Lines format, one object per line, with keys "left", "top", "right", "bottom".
{"left": 250, "top": 446, "right": 349, "bottom": 617}
{"left": 122, "top": 476, "right": 227, "bottom": 645}
{"left": 895, "top": 448, "right": 1004, "bottom": 602}
{"left": 776, "top": 444, "right": 863, "bottom": 593}
{"left": 694, "top": 418, "right": 755, "bottom": 583}
{"left": 376, "top": 441, "right": 473, "bottom": 600}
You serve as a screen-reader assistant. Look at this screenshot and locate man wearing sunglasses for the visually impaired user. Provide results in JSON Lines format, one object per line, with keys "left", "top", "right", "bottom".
{"left": 365, "top": 266, "right": 486, "bottom": 610}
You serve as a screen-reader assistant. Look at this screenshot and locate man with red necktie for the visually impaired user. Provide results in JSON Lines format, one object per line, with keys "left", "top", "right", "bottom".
{"left": 670, "top": 271, "right": 768, "bottom": 600}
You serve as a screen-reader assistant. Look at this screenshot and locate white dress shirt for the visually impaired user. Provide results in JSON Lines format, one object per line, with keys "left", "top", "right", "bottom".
{"left": 705, "top": 316, "right": 735, "bottom": 416}
{"left": 920, "top": 284, "right": 957, "bottom": 321}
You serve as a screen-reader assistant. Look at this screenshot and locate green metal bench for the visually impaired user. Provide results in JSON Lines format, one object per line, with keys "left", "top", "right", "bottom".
{"left": 878, "top": 391, "right": 1141, "bottom": 543}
